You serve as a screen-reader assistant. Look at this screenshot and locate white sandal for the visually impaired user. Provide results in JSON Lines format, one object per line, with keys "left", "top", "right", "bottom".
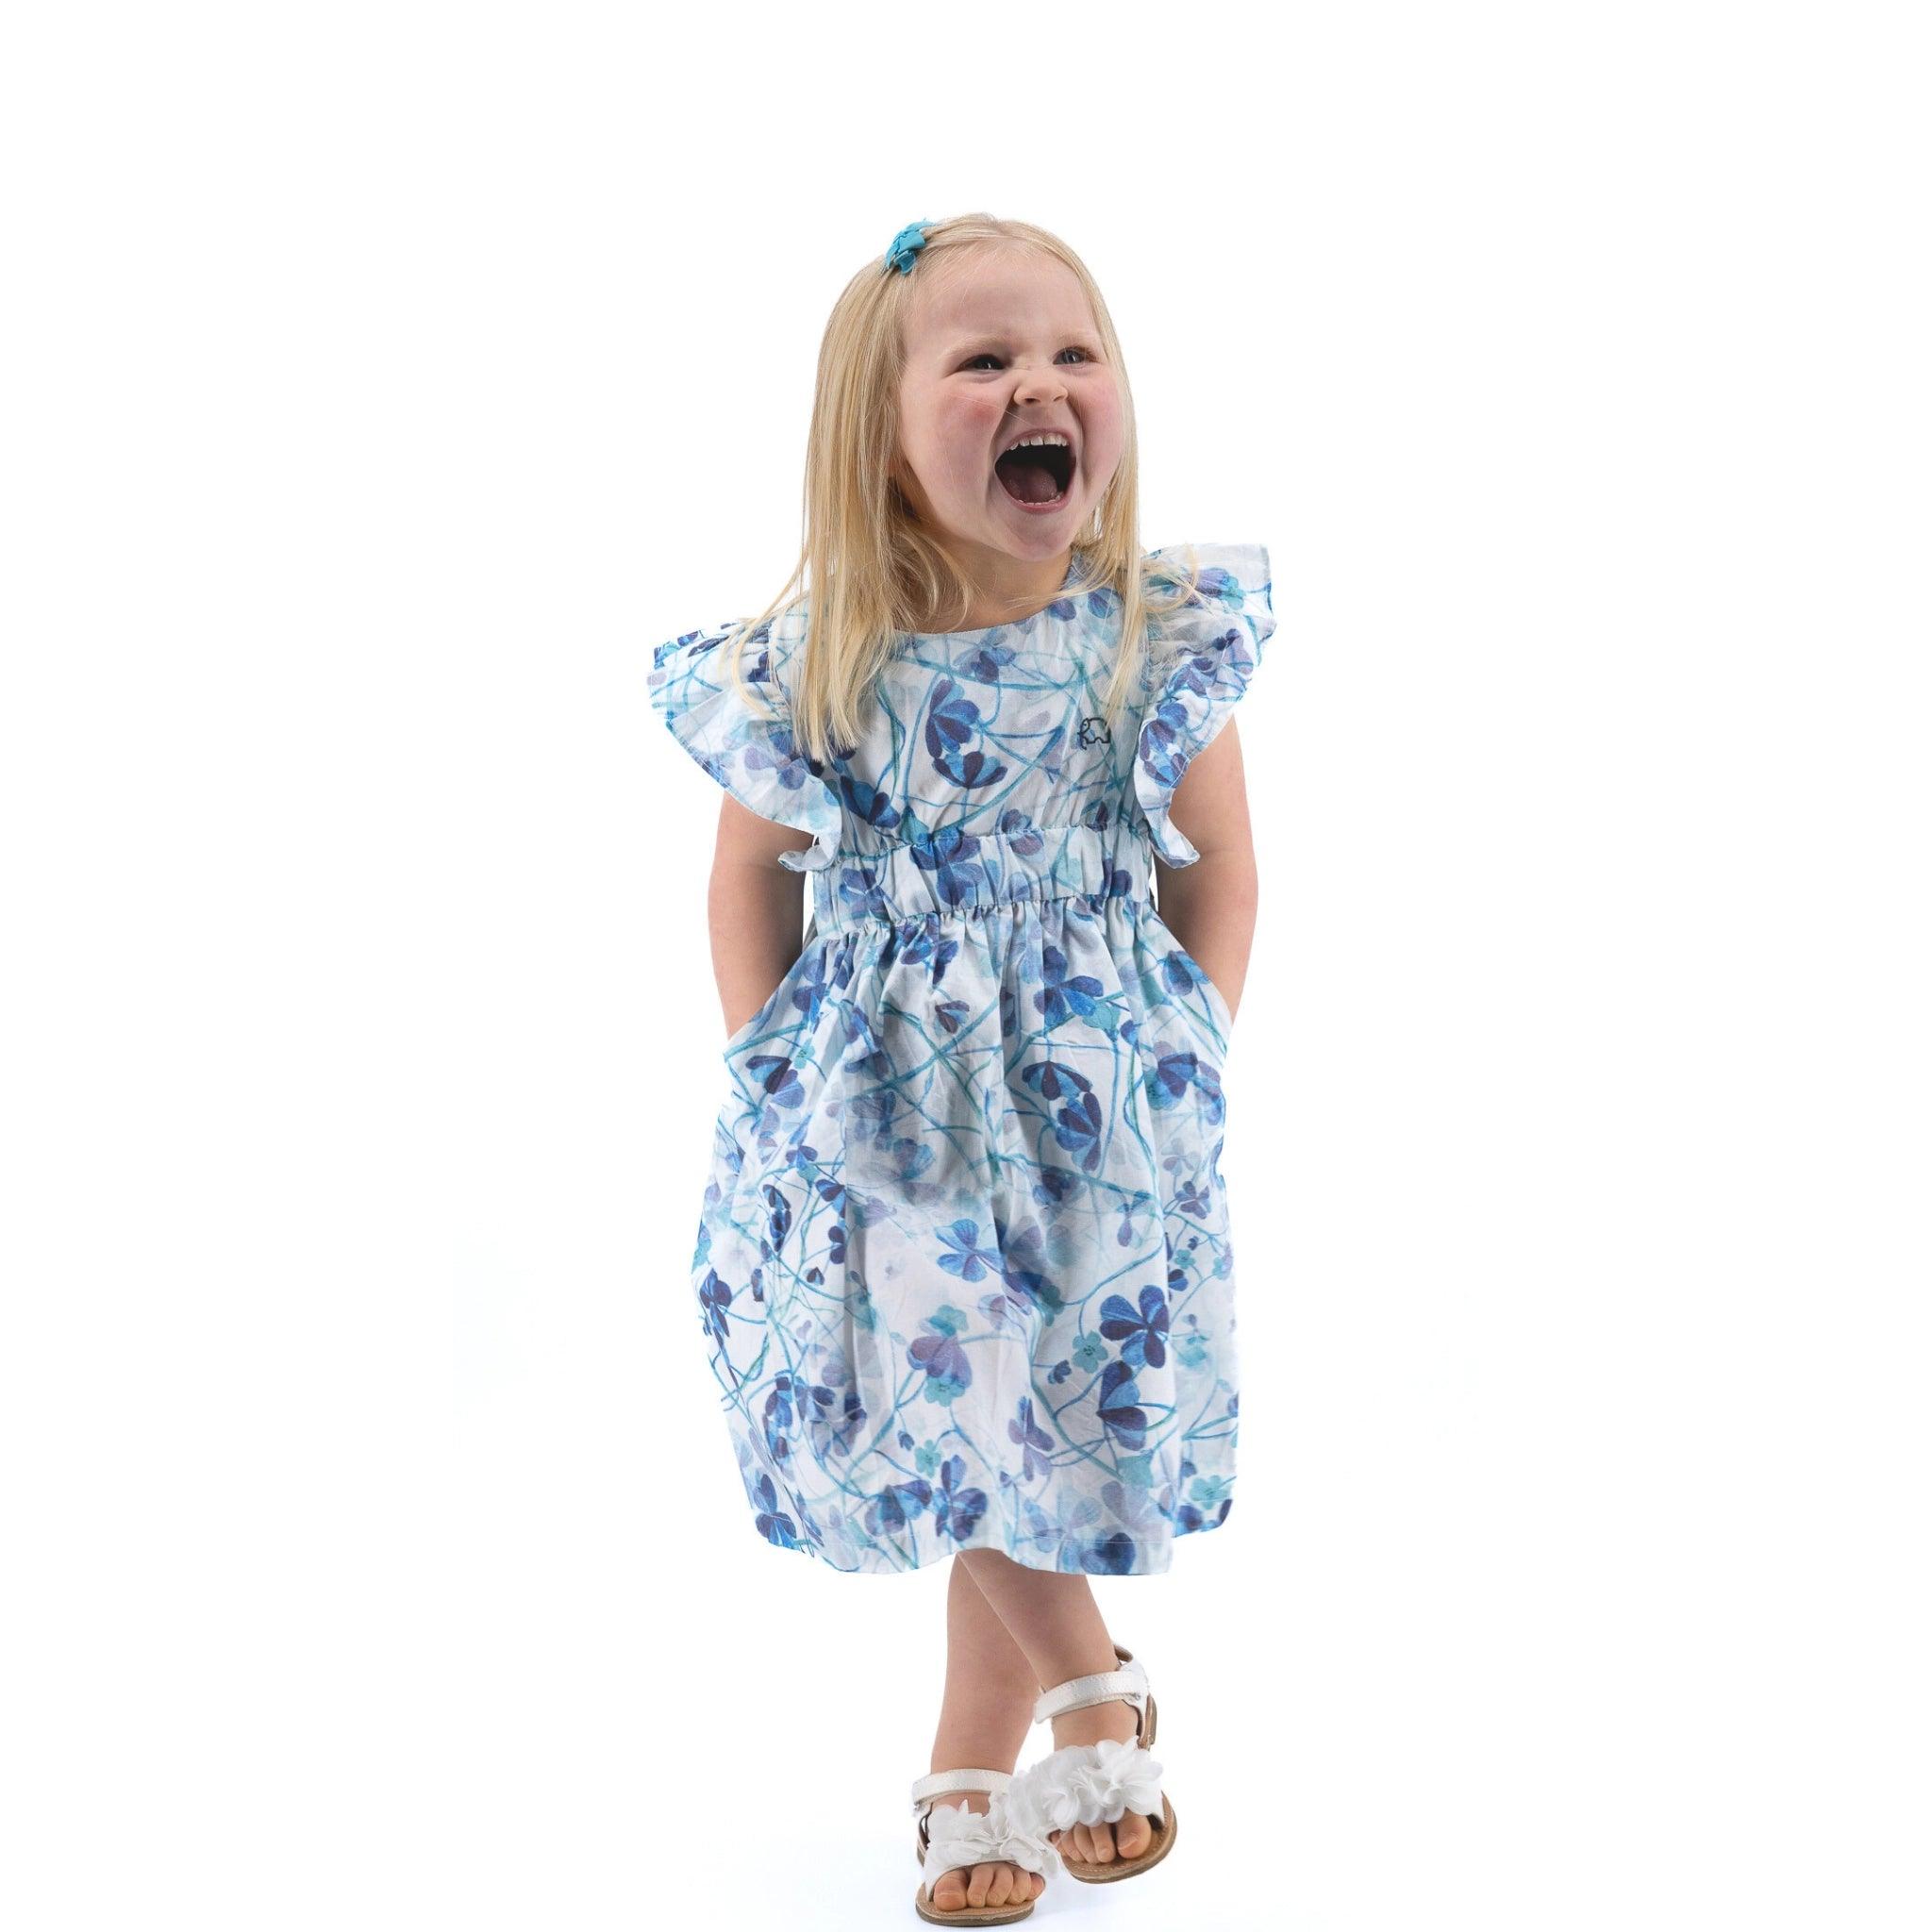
{"left": 909, "top": 1768, "right": 1058, "bottom": 1925}
{"left": 1006, "top": 1643, "right": 1178, "bottom": 1885}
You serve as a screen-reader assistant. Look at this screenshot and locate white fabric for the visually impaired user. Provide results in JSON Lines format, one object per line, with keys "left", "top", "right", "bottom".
{"left": 919, "top": 1792, "right": 1058, "bottom": 1882}
{"left": 1007, "top": 1738, "right": 1166, "bottom": 1836}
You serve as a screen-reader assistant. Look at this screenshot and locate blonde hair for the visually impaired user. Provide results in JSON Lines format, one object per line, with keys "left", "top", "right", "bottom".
{"left": 720, "top": 211, "right": 1206, "bottom": 766}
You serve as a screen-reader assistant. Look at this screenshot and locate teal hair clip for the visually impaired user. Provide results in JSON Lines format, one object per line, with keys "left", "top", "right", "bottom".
{"left": 883, "top": 219, "right": 931, "bottom": 275}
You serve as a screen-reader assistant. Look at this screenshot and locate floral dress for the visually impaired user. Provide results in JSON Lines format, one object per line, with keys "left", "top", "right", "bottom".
{"left": 648, "top": 541, "right": 1274, "bottom": 1574}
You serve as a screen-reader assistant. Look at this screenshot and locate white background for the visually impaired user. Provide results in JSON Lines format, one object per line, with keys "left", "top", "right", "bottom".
{"left": 5, "top": 4, "right": 1927, "bottom": 1928}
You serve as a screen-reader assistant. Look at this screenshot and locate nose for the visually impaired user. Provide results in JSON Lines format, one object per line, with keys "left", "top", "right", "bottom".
{"left": 1009, "top": 363, "right": 1067, "bottom": 409}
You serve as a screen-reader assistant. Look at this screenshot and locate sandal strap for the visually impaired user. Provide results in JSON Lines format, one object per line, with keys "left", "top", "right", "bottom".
{"left": 1032, "top": 1656, "right": 1148, "bottom": 1727}
{"left": 910, "top": 1767, "right": 1013, "bottom": 1811}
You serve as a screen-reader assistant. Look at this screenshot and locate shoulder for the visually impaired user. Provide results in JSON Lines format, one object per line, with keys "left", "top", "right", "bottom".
{"left": 1137, "top": 542, "right": 1275, "bottom": 684}
{"left": 646, "top": 597, "right": 841, "bottom": 870}
{"left": 1142, "top": 541, "right": 1272, "bottom": 608}
{"left": 652, "top": 598, "right": 812, "bottom": 707}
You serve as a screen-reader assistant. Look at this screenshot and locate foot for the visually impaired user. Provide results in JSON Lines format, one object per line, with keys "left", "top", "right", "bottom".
{"left": 1043, "top": 1703, "right": 1157, "bottom": 1869}
{"left": 924, "top": 1790, "right": 1048, "bottom": 1916}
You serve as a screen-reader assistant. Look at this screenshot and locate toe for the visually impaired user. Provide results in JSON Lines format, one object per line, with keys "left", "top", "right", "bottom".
{"left": 1116, "top": 1807, "right": 1154, "bottom": 1857}
{"left": 931, "top": 1868, "right": 968, "bottom": 1912}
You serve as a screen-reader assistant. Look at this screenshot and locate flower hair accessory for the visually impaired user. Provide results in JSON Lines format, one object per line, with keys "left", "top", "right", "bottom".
{"left": 883, "top": 219, "right": 932, "bottom": 275}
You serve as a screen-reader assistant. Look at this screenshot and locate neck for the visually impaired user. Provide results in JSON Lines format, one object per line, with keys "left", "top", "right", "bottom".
{"left": 919, "top": 542, "right": 1073, "bottom": 631}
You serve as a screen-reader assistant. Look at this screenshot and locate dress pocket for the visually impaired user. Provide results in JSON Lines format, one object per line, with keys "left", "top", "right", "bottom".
{"left": 721, "top": 989, "right": 776, "bottom": 1059}
{"left": 720, "top": 932, "right": 822, "bottom": 1061}
{"left": 1149, "top": 910, "right": 1235, "bottom": 1039}
{"left": 722, "top": 969, "right": 791, "bottom": 1059}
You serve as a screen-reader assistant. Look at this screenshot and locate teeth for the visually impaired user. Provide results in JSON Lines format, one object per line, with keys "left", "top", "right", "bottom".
{"left": 1000, "top": 432, "right": 1071, "bottom": 456}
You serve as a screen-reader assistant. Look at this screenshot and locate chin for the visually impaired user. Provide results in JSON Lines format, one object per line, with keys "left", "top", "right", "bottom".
{"left": 987, "top": 496, "right": 1083, "bottom": 547}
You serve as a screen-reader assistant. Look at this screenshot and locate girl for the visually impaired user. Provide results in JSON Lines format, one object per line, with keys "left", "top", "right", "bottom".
{"left": 649, "top": 213, "right": 1274, "bottom": 1924}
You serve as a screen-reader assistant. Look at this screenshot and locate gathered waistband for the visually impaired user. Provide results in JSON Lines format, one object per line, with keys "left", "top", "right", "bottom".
{"left": 808, "top": 821, "right": 1156, "bottom": 932}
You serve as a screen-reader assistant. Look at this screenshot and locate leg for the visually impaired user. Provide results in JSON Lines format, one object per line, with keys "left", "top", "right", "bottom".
{"left": 924, "top": 1557, "right": 1050, "bottom": 1915}
{"left": 954, "top": 1548, "right": 1155, "bottom": 1870}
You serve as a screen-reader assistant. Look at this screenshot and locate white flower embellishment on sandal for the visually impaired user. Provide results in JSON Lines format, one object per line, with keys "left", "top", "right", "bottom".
{"left": 1008, "top": 1736, "right": 1166, "bottom": 1836}
{"left": 921, "top": 1790, "right": 1061, "bottom": 1881}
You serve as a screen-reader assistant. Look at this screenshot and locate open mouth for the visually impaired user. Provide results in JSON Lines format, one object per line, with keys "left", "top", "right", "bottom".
{"left": 993, "top": 440, "right": 1075, "bottom": 508}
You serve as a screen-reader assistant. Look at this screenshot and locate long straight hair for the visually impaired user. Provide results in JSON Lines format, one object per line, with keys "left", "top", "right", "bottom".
{"left": 721, "top": 212, "right": 1205, "bottom": 765}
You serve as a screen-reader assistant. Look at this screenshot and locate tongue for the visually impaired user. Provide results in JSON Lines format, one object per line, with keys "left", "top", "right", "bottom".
{"left": 995, "top": 455, "right": 1064, "bottom": 504}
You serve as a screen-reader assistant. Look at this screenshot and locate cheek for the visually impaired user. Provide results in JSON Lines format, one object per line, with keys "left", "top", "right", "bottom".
{"left": 903, "top": 401, "right": 983, "bottom": 485}
{"left": 1086, "top": 381, "right": 1124, "bottom": 441}
{"left": 934, "top": 400, "right": 1002, "bottom": 477}
{"left": 1082, "top": 395, "right": 1125, "bottom": 480}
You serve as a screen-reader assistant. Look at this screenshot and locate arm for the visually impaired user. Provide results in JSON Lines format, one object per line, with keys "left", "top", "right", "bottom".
{"left": 708, "top": 795, "right": 816, "bottom": 1040}
{"left": 1151, "top": 719, "right": 1259, "bottom": 1024}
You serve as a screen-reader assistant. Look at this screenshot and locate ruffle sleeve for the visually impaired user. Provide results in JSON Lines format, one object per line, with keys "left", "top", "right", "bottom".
{"left": 647, "top": 608, "right": 842, "bottom": 873}
{"left": 1132, "top": 541, "right": 1276, "bottom": 867}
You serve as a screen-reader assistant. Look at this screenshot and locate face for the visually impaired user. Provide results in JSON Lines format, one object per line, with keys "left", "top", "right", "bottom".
{"left": 891, "top": 248, "right": 1124, "bottom": 580}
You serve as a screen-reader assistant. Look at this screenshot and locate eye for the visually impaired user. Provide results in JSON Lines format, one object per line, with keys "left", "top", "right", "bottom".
{"left": 960, "top": 347, "right": 1095, "bottom": 370}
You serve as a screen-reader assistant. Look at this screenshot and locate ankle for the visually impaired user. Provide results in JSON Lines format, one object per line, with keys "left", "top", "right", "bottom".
{"left": 1049, "top": 1700, "right": 1141, "bottom": 1751}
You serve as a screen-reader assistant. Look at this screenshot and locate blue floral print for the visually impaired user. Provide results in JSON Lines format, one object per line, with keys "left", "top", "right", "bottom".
{"left": 649, "top": 541, "right": 1274, "bottom": 1573}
